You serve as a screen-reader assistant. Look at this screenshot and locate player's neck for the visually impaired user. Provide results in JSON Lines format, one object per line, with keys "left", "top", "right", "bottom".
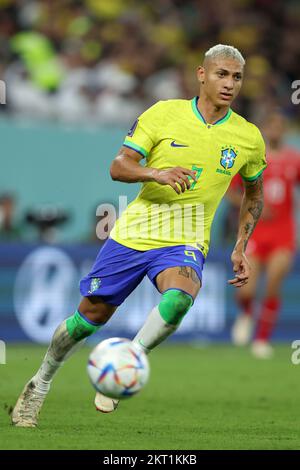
{"left": 196, "top": 96, "right": 230, "bottom": 125}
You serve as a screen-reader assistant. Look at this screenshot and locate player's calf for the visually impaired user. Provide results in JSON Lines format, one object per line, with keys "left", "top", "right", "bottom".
{"left": 134, "top": 288, "right": 193, "bottom": 352}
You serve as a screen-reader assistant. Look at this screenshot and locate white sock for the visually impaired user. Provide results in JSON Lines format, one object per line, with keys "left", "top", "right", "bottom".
{"left": 33, "top": 320, "right": 85, "bottom": 394}
{"left": 33, "top": 356, "right": 62, "bottom": 394}
{"left": 133, "top": 306, "right": 177, "bottom": 354}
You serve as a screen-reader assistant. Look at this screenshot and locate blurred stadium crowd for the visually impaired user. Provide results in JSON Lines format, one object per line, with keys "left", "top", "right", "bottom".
{"left": 0, "top": 0, "right": 299, "bottom": 126}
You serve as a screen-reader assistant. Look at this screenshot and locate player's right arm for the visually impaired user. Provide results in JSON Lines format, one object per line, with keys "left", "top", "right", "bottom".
{"left": 110, "top": 146, "right": 196, "bottom": 194}
{"left": 110, "top": 101, "right": 196, "bottom": 193}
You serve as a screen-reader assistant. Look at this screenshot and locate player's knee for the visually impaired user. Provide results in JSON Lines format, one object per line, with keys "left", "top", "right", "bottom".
{"left": 158, "top": 289, "right": 193, "bottom": 326}
{"left": 80, "top": 309, "right": 113, "bottom": 325}
{"left": 79, "top": 298, "right": 116, "bottom": 324}
{"left": 66, "top": 302, "right": 116, "bottom": 342}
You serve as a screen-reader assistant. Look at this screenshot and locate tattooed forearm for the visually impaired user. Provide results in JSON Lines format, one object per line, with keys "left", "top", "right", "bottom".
{"left": 245, "top": 175, "right": 264, "bottom": 226}
{"left": 243, "top": 198, "right": 263, "bottom": 248}
{"left": 243, "top": 222, "right": 254, "bottom": 250}
{"left": 248, "top": 200, "right": 263, "bottom": 221}
{"left": 244, "top": 222, "right": 253, "bottom": 234}
{"left": 234, "top": 174, "right": 264, "bottom": 252}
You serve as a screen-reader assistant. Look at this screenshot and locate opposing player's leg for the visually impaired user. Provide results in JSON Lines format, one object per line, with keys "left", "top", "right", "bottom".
{"left": 231, "top": 254, "right": 262, "bottom": 346}
{"left": 12, "top": 297, "right": 117, "bottom": 427}
{"left": 252, "top": 249, "right": 294, "bottom": 359}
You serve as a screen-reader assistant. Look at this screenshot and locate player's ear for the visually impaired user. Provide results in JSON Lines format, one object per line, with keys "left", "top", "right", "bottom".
{"left": 196, "top": 66, "right": 205, "bottom": 84}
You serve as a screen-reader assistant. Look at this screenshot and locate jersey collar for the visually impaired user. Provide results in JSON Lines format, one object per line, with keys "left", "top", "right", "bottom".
{"left": 191, "top": 96, "right": 232, "bottom": 126}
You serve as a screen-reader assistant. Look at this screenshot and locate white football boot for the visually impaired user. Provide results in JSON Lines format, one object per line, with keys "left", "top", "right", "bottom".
{"left": 94, "top": 392, "right": 119, "bottom": 413}
{"left": 251, "top": 340, "right": 274, "bottom": 359}
{"left": 11, "top": 379, "right": 47, "bottom": 427}
{"left": 231, "top": 314, "right": 254, "bottom": 346}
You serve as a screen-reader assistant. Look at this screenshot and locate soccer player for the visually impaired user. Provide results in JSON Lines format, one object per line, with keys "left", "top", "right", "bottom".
{"left": 229, "top": 111, "right": 300, "bottom": 358}
{"left": 12, "top": 44, "right": 266, "bottom": 427}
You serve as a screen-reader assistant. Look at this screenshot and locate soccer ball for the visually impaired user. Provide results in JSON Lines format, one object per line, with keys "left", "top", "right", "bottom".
{"left": 87, "top": 337, "right": 150, "bottom": 399}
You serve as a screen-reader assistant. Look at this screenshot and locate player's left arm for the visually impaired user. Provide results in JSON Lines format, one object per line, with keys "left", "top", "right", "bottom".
{"left": 228, "top": 173, "right": 264, "bottom": 288}
{"left": 228, "top": 125, "right": 266, "bottom": 288}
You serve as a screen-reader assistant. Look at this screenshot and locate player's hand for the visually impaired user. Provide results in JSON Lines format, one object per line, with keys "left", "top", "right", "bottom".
{"left": 228, "top": 250, "right": 250, "bottom": 288}
{"left": 152, "top": 167, "right": 197, "bottom": 194}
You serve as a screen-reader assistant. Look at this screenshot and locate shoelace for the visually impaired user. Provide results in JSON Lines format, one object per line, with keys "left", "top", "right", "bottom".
{"left": 19, "top": 386, "right": 46, "bottom": 422}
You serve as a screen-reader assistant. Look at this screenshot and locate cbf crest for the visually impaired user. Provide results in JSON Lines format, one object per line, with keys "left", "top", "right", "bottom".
{"left": 88, "top": 277, "right": 101, "bottom": 294}
{"left": 220, "top": 146, "right": 238, "bottom": 170}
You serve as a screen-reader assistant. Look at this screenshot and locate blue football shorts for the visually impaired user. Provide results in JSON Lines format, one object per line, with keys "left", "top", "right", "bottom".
{"left": 79, "top": 238, "right": 205, "bottom": 306}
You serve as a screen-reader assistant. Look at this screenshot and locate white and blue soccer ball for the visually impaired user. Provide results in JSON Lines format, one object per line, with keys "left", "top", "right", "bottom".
{"left": 87, "top": 337, "right": 150, "bottom": 399}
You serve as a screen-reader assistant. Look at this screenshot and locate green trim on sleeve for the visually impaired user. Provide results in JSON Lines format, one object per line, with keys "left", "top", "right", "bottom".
{"left": 241, "top": 168, "right": 265, "bottom": 182}
{"left": 123, "top": 139, "right": 149, "bottom": 157}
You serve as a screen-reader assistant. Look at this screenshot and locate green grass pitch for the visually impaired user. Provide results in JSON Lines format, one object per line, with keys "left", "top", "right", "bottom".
{"left": 1, "top": 343, "right": 300, "bottom": 450}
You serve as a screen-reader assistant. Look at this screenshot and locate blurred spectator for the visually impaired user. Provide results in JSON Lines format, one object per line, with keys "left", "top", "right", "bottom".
{"left": 0, "top": 0, "right": 299, "bottom": 126}
{"left": 25, "top": 205, "right": 70, "bottom": 243}
{"left": 0, "top": 193, "right": 21, "bottom": 241}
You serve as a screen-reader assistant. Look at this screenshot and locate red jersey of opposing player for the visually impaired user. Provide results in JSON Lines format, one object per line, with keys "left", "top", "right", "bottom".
{"left": 231, "top": 145, "right": 300, "bottom": 260}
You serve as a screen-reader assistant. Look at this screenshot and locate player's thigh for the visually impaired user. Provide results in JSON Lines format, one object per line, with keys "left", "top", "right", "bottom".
{"left": 78, "top": 296, "right": 118, "bottom": 324}
{"left": 237, "top": 255, "right": 262, "bottom": 299}
{"left": 155, "top": 266, "right": 201, "bottom": 299}
{"left": 79, "top": 239, "right": 147, "bottom": 319}
{"left": 265, "top": 249, "right": 294, "bottom": 297}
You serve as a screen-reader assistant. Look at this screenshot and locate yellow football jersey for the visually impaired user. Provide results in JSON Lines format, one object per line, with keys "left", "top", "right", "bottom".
{"left": 110, "top": 97, "right": 266, "bottom": 256}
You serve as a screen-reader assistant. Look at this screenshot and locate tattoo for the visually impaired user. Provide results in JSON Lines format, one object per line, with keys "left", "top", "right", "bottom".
{"left": 244, "top": 222, "right": 253, "bottom": 234}
{"left": 243, "top": 222, "right": 254, "bottom": 250}
{"left": 242, "top": 175, "right": 264, "bottom": 249}
{"left": 178, "top": 266, "right": 189, "bottom": 278}
{"left": 246, "top": 176, "right": 263, "bottom": 222}
{"left": 248, "top": 200, "right": 264, "bottom": 220}
{"left": 178, "top": 266, "right": 200, "bottom": 285}
{"left": 245, "top": 174, "right": 263, "bottom": 188}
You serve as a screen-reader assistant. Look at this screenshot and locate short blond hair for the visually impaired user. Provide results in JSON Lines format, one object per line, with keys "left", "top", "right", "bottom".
{"left": 205, "top": 44, "right": 245, "bottom": 66}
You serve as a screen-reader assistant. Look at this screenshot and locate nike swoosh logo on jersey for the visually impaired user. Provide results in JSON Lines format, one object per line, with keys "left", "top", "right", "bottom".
{"left": 170, "top": 140, "right": 189, "bottom": 148}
